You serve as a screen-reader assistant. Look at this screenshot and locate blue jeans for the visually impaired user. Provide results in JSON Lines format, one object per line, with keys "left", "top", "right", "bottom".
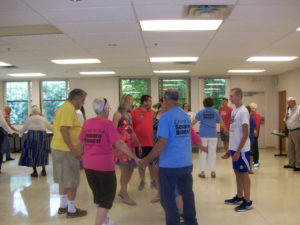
{"left": 159, "top": 166, "right": 198, "bottom": 225}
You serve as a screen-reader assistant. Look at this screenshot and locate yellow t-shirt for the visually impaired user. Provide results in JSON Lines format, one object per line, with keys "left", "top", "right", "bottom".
{"left": 50, "top": 101, "right": 82, "bottom": 151}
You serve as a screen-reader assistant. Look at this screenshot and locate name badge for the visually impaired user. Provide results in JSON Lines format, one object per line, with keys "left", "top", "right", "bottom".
{"left": 139, "top": 114, "right": 144, "bottom": 118}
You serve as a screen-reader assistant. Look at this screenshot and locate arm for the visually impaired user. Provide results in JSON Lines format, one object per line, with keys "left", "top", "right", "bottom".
{"left": 0, "top": 112, "right": 13, "bottom": 134}
{"left": 19, "top": 119, "right": 30, "bottom": 137}
{"left": 191, "top": 118, "right": 198, "bottom": 126}
{"left": 139, "top": 137, "right": 167, "bottom": 168}
{"left": 232, "top": 124, "right": 249, "bottom": 161}
{"left": 220, "top": 120, "right": 229, "bottom": 135}
{"left": 114, "top": 139, "right": 139, "bottom": 163}
{"left": 77, "top": 140, "right": 84, "bottom": 156}
{"left": 112, "top": 111, "right": 121, "bottom": 128}
{"left": 60, "top": 126, "right": 82, "bottom": 160}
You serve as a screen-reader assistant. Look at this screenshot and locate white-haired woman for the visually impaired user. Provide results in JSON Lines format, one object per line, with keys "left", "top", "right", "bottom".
{"left": 19, "top": 106, "right": 53, "bottom": 177}
{"left": 78, "top": 97, "right": 140, "bottom": 225}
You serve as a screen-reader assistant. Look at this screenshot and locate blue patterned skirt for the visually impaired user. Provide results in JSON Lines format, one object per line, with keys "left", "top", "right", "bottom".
{"left": 19, "top": 130, "right": 49, "bottom": 167}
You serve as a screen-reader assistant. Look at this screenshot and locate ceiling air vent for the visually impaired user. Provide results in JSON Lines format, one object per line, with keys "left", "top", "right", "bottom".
{"left": 0, "top": 65, "right": 18, "bottom": 69}
{"left": 172, "top": 62, "right": 196, "bottom": 66}
{"left": 183, "top": 5, "right": 233, "bottom": 20}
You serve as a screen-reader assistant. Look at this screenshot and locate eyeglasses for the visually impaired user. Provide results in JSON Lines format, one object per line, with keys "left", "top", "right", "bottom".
{"left": 102, "top": 98, "right": 108, "bottom": 111}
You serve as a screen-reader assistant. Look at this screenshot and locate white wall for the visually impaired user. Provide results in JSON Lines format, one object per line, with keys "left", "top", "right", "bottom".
{"left": 278, "top": 68, "right": 300, "bottom": 101}
{"left": 230, "top": 76, "right": 278, "bottom": 148}
{"left": 70, "top": 77, "right": 119, "bottom": 120}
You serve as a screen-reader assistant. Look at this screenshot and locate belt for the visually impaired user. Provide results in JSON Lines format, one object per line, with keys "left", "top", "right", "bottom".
{"left": 289, "top": 127, "right": 300, "bottom": 131}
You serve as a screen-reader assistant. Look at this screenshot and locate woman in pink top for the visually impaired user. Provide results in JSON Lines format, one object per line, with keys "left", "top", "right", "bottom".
{"left": 78, "top": 97, "right": 140, "bottom": 225}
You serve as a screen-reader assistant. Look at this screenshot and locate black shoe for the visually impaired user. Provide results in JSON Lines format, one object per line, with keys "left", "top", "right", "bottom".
{"left": 293, "top": 167, "right": 300, "bottom": 171}
{"left": 30, "top": 171, "right": 38, "bottom": 177}
{"left": 6, "top": 157, "right": 15, "bottom": 161}
{"left": 225, "top": 195, "right": 244, "bottom": 205}
{"left": 284, "top": 165, "right": 295, "bottom": 168}
{"left": 41, "top": 170, "right": 47, "bottom": 176}
{"left": 235, "top": 200, "right": 253, "bottom": 212}
{"left": 180, "top": 215, "right": 185, "bottom": 225}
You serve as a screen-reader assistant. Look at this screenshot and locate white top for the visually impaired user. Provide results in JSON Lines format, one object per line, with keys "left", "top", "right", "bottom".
{"left": 286, "top": 105, "right": 300, "bottom": 130}
{"left": 0, "top": 110, "right": 13, "bottom": 134}
{"left": 76, "top": 110, "right": 85, "bottom": 126}
{"left": 229, "top": 105, "right": 250, "bottom": 152}
{"left": 187, "top": 111, "right": 196, "bottom": 122}
{"left": 19, "top": 115, "right": 53, "bottom": 137}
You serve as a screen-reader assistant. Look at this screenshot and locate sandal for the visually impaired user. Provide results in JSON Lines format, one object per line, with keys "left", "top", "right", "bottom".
{"left": 198, "top": 173, "right": 205, "bottom": 178}
{"left": 150, "top": 196, "right": 160, "bottom": 203}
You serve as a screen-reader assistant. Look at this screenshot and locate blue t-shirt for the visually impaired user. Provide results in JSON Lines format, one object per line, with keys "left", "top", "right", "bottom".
{"left": 249, "top": 116, "right": 256, "bottom": 145}
{"left": 196, "top": 107, "right": 221, "bottom": 138}
{"left": 157, "top": 107, "right": 192, "bottom": 168}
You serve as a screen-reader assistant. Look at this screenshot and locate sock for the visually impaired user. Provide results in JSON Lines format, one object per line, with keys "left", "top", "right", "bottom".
{"left": 68, "top": 200, "right": 76, "bottom": 213}
{"left": 59, "top": 195, "right": 67, "bottom": 208}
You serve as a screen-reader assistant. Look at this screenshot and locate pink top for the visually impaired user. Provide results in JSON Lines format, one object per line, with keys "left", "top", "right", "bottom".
{"left": 79, "top": 117, "right": 120, "bottom": 171}
{"left": 191, "top": 127, "right": 201, "bottom": 145}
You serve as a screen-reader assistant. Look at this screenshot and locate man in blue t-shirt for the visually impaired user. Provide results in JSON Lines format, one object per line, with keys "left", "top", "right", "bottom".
{"left": 139, "top": 88, "right": 198, "bottom": 225}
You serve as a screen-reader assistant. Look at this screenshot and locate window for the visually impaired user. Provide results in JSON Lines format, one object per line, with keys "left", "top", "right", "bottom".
{"left": 41, "top": 81, "right": 69, "bottom": 122}
{"left": 204, "top": 78, "right": 226, "bottom": 110}
{"left": 159, "top": 78, "right": 190, "bottom": 107}
{"left": 120, "top": 79, "right": 150, "bottom": 108}
{"left": 5, "top": 82, "right": 32, "bottom": 125}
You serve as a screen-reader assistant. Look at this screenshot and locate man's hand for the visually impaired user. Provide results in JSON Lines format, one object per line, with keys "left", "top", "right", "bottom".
{"left": 232, "top": 151, "right": 240, "bottom": 162}
{"left": 139, "top": 158, "right": 149, "bottom": 169}
{"left": 200, "top": 145, "right": 208, "bottom": 153}
{"left": 116, "top": 151, "right": 123, "bottom": 161}
{"left": 71, "top": 147, "right": 82, "bottom": 160}
{"left": 12, "top": 132, "right": 18, "bottom": 137}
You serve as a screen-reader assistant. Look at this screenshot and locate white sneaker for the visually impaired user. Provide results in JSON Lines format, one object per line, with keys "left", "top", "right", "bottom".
{"left": 103, "top": 217, "right": 115, "bottom": 225}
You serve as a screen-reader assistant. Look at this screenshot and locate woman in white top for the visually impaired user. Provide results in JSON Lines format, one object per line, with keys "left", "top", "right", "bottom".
{"left": 18, "top": 106, "right": 53, "bottom": 177}
{"left": 182, "top": 103, "right": 196, "bottom": 122}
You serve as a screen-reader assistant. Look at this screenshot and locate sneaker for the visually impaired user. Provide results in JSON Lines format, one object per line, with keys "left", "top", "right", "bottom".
{"left": 58, "top": 207, "right": 68, "bottom": 214}
{"left": 138, "top": 180, "right": 145, "bottom": 191}
{"left": 224, "top": 195, "right": 244, "bottom": 205}
{"left": 253, "top": 162, "right": 260, "bottom": 167}
{"left": 30, "top": 171, "right": 38, "bottom": 178}
{"left": 235, "top": 200, "right": 253, "bottom": 212}
{"left": 66, "top": 208, "right": 87, "bottom": 218}
{"left": 103, "top": 217, "right": 115, "bottom": 225}
{"left": 150, "top": 180, "right": 156, "bottom": 189}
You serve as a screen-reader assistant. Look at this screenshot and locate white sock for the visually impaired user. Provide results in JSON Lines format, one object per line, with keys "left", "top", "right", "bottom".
{"left": 67, "top": 200, "right": 76, "bottom": 213}
{"left": 60, "top": 195, "right": 67, "bottom": 208}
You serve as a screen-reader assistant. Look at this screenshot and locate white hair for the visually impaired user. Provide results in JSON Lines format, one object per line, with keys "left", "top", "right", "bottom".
{"left": 93, "top": 97, "right": 109, "bottom": 115}
{"left": 287, "top": 97, "right": 296, "bottom": 102}
{"left": 249, "top": 102, "right": 258, "bottom": 109}
{"left": 31, "top": 106, "right": 41, "bottom": 115}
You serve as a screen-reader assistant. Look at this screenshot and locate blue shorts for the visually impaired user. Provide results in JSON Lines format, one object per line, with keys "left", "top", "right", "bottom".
{"left": 230, "top": 150, "right": 250, "bottom": 173}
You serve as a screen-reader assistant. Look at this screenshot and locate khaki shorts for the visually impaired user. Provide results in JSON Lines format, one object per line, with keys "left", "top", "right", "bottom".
{"left": 52, "top": 149, "right": 80, "bottom": 189}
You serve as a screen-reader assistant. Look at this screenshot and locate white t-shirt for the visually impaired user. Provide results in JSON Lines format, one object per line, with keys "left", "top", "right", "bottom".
{"left": 286, "top": 105, "right": 300, "bottom": 130}
{"left": 187, "top": 111, "right": 196, "bottom": 122}
{"left": 229, "top": 105, "right": 250, "bottom": 152}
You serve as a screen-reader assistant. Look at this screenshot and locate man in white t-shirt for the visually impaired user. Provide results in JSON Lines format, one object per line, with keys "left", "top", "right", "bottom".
{"left": 224, "top": 88, "right": 253, "bottom": 212}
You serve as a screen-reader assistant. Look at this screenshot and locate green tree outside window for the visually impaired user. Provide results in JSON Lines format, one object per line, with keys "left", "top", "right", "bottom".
{"left": 204, "top": 78, "right": 226, "bottom": 110}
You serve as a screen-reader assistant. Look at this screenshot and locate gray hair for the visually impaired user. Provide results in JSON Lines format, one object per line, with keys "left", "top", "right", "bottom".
{"left": 31, "top": 106, "right": 41, "bottom": 115}
{"left": 249, "top": 102, "right": 258, "bottom": 109}
{"left": 68, "top": 88, "right": 87, "bottom": 100}
{"left": 93, "top": 97, "right": 109, "bottom": 115}
{"left": 164, "top": 88, "right": 179, "bottom": 101}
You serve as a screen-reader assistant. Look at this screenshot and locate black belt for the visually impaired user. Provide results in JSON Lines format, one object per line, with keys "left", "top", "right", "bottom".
{"left": 289, "top": 127, "right": 300, "bottom": 131}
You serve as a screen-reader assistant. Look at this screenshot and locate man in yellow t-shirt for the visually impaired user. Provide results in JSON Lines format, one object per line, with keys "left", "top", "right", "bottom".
{"left": 51, "top": 88, "right": 87, "bottom": 218}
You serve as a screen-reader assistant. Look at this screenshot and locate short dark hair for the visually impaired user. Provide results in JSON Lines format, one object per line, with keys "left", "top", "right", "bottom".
{"left": 203, "top": 97, "right": 214, "bottom": 107}
{"left": 231, "top": 88, "right": 243, "bottom": 98}
{"left": 182, "top": 103, "right": 188, "bottom": 108}
{"left": 68, "top": 88, "right": 87, "bottom": 100}
{"left": 246, "top": 105, "right": 251, "bottom": 113}
{"left": 140, "top": 95, "right": 151, "bottom": 105}
{"left": 222, "top": 98, "right": 228, "bottom": 101}
{"left": 164, "top": 88, "right": 179, "bottom": 101}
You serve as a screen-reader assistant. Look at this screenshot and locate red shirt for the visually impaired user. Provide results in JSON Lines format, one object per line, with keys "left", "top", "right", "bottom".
{"left": 219, "top": 106, "right": 233, "bottom": 130}
{"left": 252, "top": 113, "right": 261, "bottom": 131}
{"left": 131, "top": 107, "right": 155, "bottom": 147}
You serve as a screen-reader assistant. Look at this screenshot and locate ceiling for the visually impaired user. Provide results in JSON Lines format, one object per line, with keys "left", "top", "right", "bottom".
{"left": 0, "top": 0, "right": 300, "bottom": 80}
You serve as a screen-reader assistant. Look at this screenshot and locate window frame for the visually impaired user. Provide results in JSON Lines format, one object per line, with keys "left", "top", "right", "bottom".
{"left": 4, "top": 81, "right": 32, "bottom": 125}
{"left": 158, "top": 78, "right": 191, "bottom": 107}
{"left": 119, "top": 78, "right": 151, "bottom": 108}
{"left": 40, "top": 80, "right": 69, "bottom": 122}
{"left": 203, "top": 78, "right": 227, "bottom": 111}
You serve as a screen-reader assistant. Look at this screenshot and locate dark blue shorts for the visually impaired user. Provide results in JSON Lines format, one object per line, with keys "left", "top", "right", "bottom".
{"left": 230, "top": 150, "right": 250, "bottom": 173}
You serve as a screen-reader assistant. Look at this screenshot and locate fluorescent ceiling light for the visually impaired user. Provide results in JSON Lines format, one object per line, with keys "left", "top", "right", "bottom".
{"left": 154, "top": 70, "right": 190, "bottom": 74}
{"left": 228, "top": 69, "right": 265, "bottom": 73}
{"left": 163, "top": 79, "right": 185, "bottom": 82}
{"left": 0, "top": 61, "right": 11, "bottom": 67}
{"left": 80, "top": 71, "right": 115, "bottom": 75}
{"left": 150, "top": 57, "right": 198, "bottom": 62}
{"left": 164, "top": 84, "right": 180, "bottom": 86}
{"left": 247, "top": 57, "right": 298, "bottom": 62}
{"left": 140, "top": 20, "right": 223, "bottom": 31}
{"left": 206, "top": 83, "right": 224, "bottom": 86}
{"left": 8, "top": 73, "right": 46, "bottom": 77}
{"left": 51, "top": 59, "right": 101, "bottom": 64}
{"left": 204, "top": 88, "right": 219, "bottom": 91}
{"left": 296, "top": 27, "right": 300, "bottom": 31}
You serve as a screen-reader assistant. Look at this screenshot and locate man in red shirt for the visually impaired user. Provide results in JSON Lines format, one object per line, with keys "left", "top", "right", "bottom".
{"left": 131, "top": 95, "right": 155, "bottom": 190}
{"left": 250, "top": 103, "right": 262, "bottom": 167}
{"left": 219, "top": 98, "right": 232, "bottom": 159}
